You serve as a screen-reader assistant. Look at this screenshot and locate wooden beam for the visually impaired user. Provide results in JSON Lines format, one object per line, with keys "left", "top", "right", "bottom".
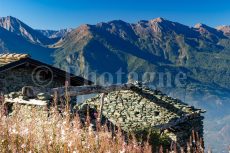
{"left": 22, "top": 86, "right": 52, "bottom": 99}
{"left": 98, "top": 93, "right": 106, "bottom": 122}
{"left": 154, "top": 113, "right": 203, "bottom": 130}
{"left": 5, "top": 98, "right": 47, "bottom": 106}
{"left": 22, "top": 83, "right": 134, "bottom": 98}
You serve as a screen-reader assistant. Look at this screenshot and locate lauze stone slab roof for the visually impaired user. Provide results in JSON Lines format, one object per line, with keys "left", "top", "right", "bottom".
{"left": 80, "top": 85, "right": 205, "bottom": 132}
{"left": 0, "top": 53, "right": 30, "bottom": 66}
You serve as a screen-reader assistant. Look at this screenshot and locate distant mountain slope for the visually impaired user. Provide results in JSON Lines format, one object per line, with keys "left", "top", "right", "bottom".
{"left": 217, "top": 25, "right": 230, "bottom": 37}
{"left": 52, "top": 18, "right": 230, "bottom": 152}
{"left": 0, "top": 26, "right": 54, "bottom": 64}
{"left": 37, "top": 28, "right": 73, "bottom": 39}
{"left": 53, "top": 18, "right": 230, "bottom": 90}
{"left": 0, "top": 16, "right": 56, "bottom": 45}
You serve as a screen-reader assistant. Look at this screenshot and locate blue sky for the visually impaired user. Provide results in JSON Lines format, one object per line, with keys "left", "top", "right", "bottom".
{"left": 0, "top": 0, "right": 230, "bottom": 30}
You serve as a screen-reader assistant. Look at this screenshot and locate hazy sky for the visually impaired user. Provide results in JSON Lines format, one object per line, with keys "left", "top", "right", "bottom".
{"left": 0, "top": 0, "right": 230, "bottom": 30}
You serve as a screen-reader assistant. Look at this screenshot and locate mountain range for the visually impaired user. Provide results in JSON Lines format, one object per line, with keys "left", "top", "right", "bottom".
{"left": 0, "top": 16, "right": 230, "bottom": 152}
{"left": 37, "top": 28, "right": 73, "bottom": 39}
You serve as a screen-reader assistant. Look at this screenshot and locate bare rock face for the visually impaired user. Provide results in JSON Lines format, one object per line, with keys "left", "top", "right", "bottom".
{"left": 194, "top": 23, "right": 226, "bottom": 42}
{"left": 146, "top": 17, "right": 165, "bottom": 33}
{"left": 217, "top": 25, "right": 230, "bottom": 37}
{"left": 0, "top": 16, "right": 54, "bottom": 45}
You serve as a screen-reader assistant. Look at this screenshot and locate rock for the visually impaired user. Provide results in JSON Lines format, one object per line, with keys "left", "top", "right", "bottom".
{"left": 22, "top": 96, "right": 29, "bottom": 100}
{"left": 37, "top": 93, "right": 52, "bottom": 100}
{"left": 8, "top": 92, "right": 19, "bottom": 98}
{"left": 118, "top": 117, "right": 124, "bottom": 122}
{"left": 114, "top": 112, "right": 120, "bottom": 117}
{"left": 4, "top": 94, "right": 10, "bottom": 98}
{"left": 139, "top": 100, "right": 146, "bottom": 105}
{"left": 18, "top": 95, "right": 24, "bottom": 99}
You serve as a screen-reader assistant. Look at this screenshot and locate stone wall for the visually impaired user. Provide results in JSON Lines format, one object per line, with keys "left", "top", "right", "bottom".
{"left": 8, "top": 103, "right": 48, "bottom": 120}
{"left": 0, "top": 66, "right": 64, "bottom": 94}
{"left": 164, "top": 116, "right": 204, "bottom": 148}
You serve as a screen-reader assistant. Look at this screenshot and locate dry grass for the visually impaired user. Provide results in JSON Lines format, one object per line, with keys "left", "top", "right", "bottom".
{"left": 0, "top": 94, "right": 205, "bottom": 153}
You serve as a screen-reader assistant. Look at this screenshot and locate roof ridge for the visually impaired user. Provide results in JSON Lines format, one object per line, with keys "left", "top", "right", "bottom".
{"left": 0, "top": 53, "right": 30, "bottom": 59}
{"left": 0, "top": 53, "right": 30, "bottom": 66}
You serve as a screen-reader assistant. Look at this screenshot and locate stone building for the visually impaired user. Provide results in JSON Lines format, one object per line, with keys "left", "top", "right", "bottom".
{"left": 0, "top": 53, "right": 92, "bottom": 94}
{"left": 79, "top": 84, "right": 205, "bottom": 149}
{"left": 1, "top": 54, "right": 205, "bottom": 150}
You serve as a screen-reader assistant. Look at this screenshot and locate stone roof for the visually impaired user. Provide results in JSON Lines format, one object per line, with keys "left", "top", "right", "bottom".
{"left": 80, "top": 85, "right": 205, "bottom": 132}
{"left": 0, "top": 53, "right": 30, "bottom": 66}
{"left": 0, "top": 53, "right": 93, "bottom": 85}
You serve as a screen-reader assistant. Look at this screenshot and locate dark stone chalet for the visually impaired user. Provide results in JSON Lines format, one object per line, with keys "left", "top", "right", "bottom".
{"left": 0, "top": 53, "right": 92, "bottom": 94}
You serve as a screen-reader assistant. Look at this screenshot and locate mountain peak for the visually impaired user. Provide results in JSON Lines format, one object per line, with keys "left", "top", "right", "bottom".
{"left": 194, "top": 23, "right": 226, "bottom": 39}
{"left": 217, "top": 25, "right": 230, "bottom": 29}
{"left": 135, "top": 18, "right": 168, "bottom": 33}
{"left": 0, "top": 16, "right": 54, "bottom": 45}
{"left": 147, "top": 17, "right": 199, "bottom": 37}
{"left": 194, "top": 23, "right": 209, "bottom": 29}
{"left": 194, "top": 23, "right": 221, "bottom": 32}
{"left": 0, "top": 16, "right": 22, "bottom": 25}
{"left": 5, "top": 16, "right": 17, "bottom": 20}
{"left": 109, "top": 19, "right": 127, "bottom": 24}
{"left": 0, "top": 16, "right": 15, "bottom": 20}
{"left": 0, "top": 16, "right": 21, "bottom": 31}
{"left": 216, "top": 25, "right": 230, "bottom": 36}
{"left": 150, "top": 17, "right": 166, "bottom": 23}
